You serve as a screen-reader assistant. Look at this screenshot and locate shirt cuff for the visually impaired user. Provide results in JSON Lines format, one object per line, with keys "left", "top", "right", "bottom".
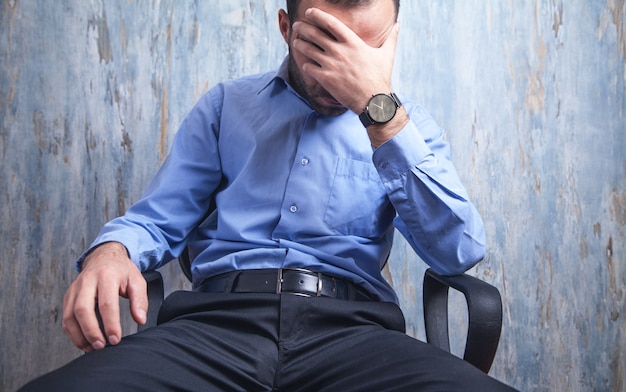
{"left": 371, "top": 123, "right": 433, "bottom": 180}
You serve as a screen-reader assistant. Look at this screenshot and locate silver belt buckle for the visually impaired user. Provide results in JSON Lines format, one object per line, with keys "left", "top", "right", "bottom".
{"left": 276, "top": 268, "right": 323, "bottom": 297}
{"left": 276, "top": 268, "right": 283, "bottom": 294}
{"left": 317, "top": 272, "right": 323, "bottom": 297}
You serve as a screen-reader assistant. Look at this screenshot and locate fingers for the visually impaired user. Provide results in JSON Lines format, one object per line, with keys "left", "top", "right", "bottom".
{"left": 291, "top": 7, "right": 399, "bottom": 114}
{"left": 62, "top": 271, "right": 126, "bottom": 351}
{"left": 97, "top": 275, "right": 122, "bottom": 345}
{"left": 61, "top": 242, "right": 140, "bottom": 352}
{"left": 62, "top": 284, "right": 88, "bottom": 351}
{"left": 97, "top": 267, "right": 147, "bottom": 344}
{"left": 292, "top": 21, "right": 338, "bottom": 69}
{"left": 292, "top": 33, "right": 327, "bottom": 71}
{"left": 291, "top": 7, "right": 398, "bottom": 75}
{"left": 62, "top": 276, "right": 105, "bottom": 352}
{"left": 291, "top": 8, "right": 360, "bottom": 67}
{"left": 299, "top": 7, "right": 354, "bottom": 43}
{"left": 292, "top": 18, "right": 357, "bottom": 78}
{"left": 127, "top": 270, "right": 148, "bottom": 326}
{"left": 295, "top": 7, "right": 395, "bottom": 49}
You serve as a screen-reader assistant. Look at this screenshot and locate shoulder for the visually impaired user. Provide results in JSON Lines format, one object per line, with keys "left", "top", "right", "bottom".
{"left": 187, "top": 69, "right": 276, "bottom": 114}
{"left": 221, "top": 69, "right": 279, "bottom": 93}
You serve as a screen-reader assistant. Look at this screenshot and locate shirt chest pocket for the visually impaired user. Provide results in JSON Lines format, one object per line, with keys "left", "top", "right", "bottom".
{"left": 323, "top": 157, "right": 395, "bottom": 239}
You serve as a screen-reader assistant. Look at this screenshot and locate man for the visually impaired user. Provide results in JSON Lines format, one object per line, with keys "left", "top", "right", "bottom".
{"left": 21, "top": 0, "right": 514, "bottom": 390}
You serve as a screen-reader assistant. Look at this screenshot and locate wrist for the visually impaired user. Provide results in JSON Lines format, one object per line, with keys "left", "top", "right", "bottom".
{"left": 358, "top": 92, "right": 402, "bottom": 128}
{"left": 366, "top": 107, "right": 409, "bottom": 148}
{"left": 81, "top": 241, "right": 130, "bottom": 271}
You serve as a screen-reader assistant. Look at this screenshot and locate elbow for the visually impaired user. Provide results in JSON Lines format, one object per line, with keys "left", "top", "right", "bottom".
{"left": 455, "top": 235, "right": 486, "bottom": 274}
{"left": 431, "top": 229, "right": 486, "bottom": 276}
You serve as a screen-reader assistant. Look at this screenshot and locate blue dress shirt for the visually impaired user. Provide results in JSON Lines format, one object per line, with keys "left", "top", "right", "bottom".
{"left": 78, "top": 58, "right": 485, "bottom": 303}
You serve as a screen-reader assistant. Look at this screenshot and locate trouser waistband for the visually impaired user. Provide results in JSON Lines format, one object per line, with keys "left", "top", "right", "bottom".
{"left": 195, "top": 268, "right": 374, "bottom": 301}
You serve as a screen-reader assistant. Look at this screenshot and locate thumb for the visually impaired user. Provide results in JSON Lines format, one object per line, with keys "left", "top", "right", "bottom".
{"left": 382, "top": 23, "right": 400, "bottom": 54}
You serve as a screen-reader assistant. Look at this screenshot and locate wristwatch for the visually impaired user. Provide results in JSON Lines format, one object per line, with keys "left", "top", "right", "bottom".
{"left": 359, "top": 92, "right": 402, "bottom": 127}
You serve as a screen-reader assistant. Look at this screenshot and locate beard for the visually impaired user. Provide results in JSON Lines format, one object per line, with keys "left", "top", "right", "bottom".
{"left": 287, "top": 53, "right": 348, "bottom": 117}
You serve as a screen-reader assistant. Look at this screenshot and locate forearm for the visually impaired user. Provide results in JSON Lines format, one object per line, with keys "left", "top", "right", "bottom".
{"left": 373, "top": 110, "right": 485, "bottom": 274}
{"left": 75, "top": 91, "right": 223, "bottom": 272}
{"left": 76, "top": 214, "right": 178, "bottom": 273}
{"left": 391, "top": 179, "right": 485, "bottom": 275}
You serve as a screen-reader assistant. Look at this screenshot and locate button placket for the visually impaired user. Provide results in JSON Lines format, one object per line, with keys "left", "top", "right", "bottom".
{"left": 289, "top": 156, "right": 309, "bottom": 214}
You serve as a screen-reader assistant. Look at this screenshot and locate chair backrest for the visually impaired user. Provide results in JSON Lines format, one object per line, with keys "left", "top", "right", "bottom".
{"left": 178, "top": 247, "right": 193, "bottom": 282}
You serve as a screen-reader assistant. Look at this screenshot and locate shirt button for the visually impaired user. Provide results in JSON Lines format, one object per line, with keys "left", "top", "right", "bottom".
{"left": 289, "top": 205, "right": 298, "bottom": 213}
{"left": 301, "top": 157, "right": 309, "bottom": 166}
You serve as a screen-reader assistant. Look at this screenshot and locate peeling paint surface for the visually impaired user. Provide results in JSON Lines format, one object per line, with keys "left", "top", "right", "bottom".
{"left": 1, "top": 1, "right": 624, "bottom": 391}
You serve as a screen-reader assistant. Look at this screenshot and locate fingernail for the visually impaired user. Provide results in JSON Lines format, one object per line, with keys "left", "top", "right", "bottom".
{"left": 108, "top": 335, "right": 120, "bottom": 345}
{"left": 138, "top": 310, "right": 147, "bottom": 323}
{"left": 92, "top": 340, "right": 105, "bottom": 350}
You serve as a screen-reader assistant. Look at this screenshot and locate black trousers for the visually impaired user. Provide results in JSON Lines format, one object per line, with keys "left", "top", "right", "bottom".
{"left": 21, "top": 291, "right": 515, "bottom": 391}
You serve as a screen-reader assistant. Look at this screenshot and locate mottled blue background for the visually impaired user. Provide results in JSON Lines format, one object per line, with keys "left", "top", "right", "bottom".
{"left": 1, "top": 1, "right": 624, "bottom": 390}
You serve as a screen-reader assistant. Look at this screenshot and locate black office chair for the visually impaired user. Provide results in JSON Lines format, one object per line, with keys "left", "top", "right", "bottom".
{"left": 141, "top": 247, "right": 502, "bottom": 373}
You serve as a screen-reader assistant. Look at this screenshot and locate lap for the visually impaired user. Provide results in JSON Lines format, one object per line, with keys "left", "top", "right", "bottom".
{"left": 21, "top": 292, "right": 282, "bottom": 392}
{"left": 20, "top": 291, "right": 514, "bottom": 392}
{"left": 278, "top": 317, "right": 511, "bottom": 391}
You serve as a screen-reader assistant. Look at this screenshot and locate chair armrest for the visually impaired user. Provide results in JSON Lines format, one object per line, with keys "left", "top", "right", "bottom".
{"left": 138, "top": 270, "right": 164, "bottom": 332}
{"left": 422, "top": 268, "right": 502, "bottom": 373}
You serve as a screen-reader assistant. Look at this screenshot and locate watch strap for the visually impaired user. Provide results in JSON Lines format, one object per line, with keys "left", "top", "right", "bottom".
{"left": 359, "top": 111, "right": 375, "bottom": 127}
{"left": 389, "top": 92, "right": 402, "bottom": 109}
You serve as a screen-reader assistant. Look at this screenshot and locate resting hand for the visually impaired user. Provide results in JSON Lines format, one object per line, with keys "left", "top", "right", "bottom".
{"left": 62, "top": 242, "right": 147, "bottom": 352}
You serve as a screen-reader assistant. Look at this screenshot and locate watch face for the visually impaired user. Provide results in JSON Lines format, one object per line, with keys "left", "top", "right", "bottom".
{"left": 368, "top": 94, "right": 397, "bottom": 123}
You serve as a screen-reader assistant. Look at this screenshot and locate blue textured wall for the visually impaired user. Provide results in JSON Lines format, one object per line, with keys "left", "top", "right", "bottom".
{"left": 1, "top": 1, "right": 624, "bottom": 390}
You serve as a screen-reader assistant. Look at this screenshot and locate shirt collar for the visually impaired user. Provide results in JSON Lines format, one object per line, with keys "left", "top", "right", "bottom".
{"left": 258, "top": 56, "right": 291, "bottom": 95}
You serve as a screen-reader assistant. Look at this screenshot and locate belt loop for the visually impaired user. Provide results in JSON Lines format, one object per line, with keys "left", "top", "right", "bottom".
{"left": 276, "top": 268, "right": 283, "bottom": 294}
{"left": 317, "top": 272, "right": 323, "bottom": 297}
{"left": 346, "top": 281, "right": 356, "bottom": 300}
{"left": 226, "top": 271, "right": 240, "bottom": 293}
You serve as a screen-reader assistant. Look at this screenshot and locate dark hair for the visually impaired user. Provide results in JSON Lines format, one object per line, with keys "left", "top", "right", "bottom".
{"left": 285, "top": 0, "right": 400, "bottom": 25}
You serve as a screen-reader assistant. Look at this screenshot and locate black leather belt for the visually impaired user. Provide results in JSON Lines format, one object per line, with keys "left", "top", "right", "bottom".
{"left": 196, "top": 268, "right": 374, "bottom": 301}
